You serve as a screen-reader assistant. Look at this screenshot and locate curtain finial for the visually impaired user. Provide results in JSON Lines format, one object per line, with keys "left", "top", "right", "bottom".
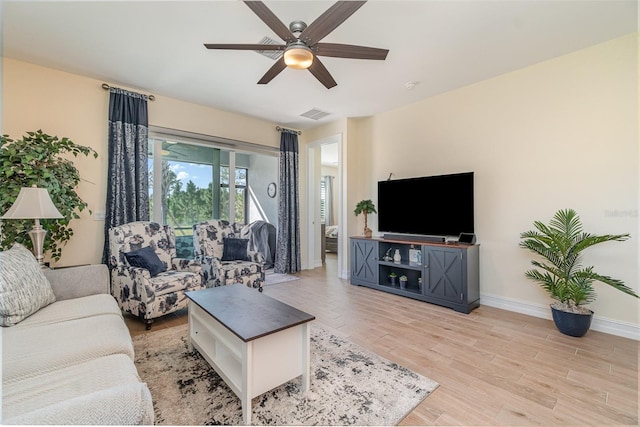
{"left": 276, "top": 126, "right": 301, "bottom": 135}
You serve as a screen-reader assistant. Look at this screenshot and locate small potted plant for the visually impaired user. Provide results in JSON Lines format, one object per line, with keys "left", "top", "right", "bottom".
{"left": 354, "top": 199, "right": 376, "bottom": 238}
{"left": 399, "top": 275, "right": 408, "bottom": 289}
{"left": 388, "top": 271, "right": 398, "bottom": 286}
{"left": 520, "top": 208, "right": 638, "bottom": 337}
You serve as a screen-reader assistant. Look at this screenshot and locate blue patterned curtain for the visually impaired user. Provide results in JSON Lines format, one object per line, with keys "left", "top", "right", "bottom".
{"left": 274, "top": 129, "right": 301, "bottom": 273}
{"left": 102, "top": 88, "right": 149, "bottom": 263}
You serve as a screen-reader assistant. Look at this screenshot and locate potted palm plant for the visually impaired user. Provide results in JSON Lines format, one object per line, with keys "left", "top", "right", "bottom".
{"left": 520, "top": 208, "right": 638, "bottom": 337}
{"left": 354, "top": 199, "right": 376, "bottom": 238}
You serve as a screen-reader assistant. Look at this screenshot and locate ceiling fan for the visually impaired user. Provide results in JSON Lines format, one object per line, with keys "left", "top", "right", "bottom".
{"left": 204, "top": 1, "right": 389, "bottom": 89}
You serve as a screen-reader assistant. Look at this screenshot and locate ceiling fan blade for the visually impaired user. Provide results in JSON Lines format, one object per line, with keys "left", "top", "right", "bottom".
{"left": 299, "top": 1, "right": 367, "bottom": 45}
{"left": 257, "top": 57, "right": 287, "bottom": 85}
{"left": 204, "top": 43, "right": 285, "bottom": 51}
{"left": 315, "top": 43, "right": 388, "bottom": 60}
{"left": 244, "top": 1, "right": 296, "bottom": 43}
{"left": 308, "top": 57, "right": 337, "bottom": 89}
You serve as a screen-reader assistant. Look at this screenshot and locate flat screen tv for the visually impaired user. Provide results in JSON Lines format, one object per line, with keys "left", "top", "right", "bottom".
{"left": 377, "top": 172, "right": 474, "bottom": 238}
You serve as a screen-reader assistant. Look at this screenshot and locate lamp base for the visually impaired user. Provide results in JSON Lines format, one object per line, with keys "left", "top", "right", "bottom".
{"left": 28, "top": 222, "right": 47, "bottom": 268}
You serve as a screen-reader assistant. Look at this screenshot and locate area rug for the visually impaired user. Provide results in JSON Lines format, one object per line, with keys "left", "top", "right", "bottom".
{"left": 133, "top": 323, "right": 438, "bottom": 425}
{"left": 264, "top": 271, "right": 300, "bottom": 286}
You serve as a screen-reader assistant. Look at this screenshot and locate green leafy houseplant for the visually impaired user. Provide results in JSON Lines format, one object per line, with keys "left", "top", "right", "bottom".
{"left": 354, "top": 199, "right": 376, "bottom": 238}
{"left": 0, "top": 130, "right": 98, "bottom": 261}
{"left": 519, "top": 208, "right": 638, "bottom": 317}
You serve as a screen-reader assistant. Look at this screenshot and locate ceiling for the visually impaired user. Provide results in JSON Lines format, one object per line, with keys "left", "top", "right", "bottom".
{"left": 2, "top": 1, "right": 636, "bottom": 130}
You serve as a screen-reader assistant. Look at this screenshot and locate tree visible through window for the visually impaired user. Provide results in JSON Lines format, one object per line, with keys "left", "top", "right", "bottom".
{"left": 148, "top": 137, "right": 260, "bottom": 258}
{"left": 149, "top": 158, "right": 214, "bottom": 238}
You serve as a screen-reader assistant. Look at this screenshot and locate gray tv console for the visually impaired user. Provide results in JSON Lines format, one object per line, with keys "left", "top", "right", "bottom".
{"left": 350, "top": 236, "right": 480, "bottom": 314}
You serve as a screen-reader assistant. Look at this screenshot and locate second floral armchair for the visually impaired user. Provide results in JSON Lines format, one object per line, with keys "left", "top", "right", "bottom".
{"left": 192, "top": 219, "right": 265, "bottom": 292}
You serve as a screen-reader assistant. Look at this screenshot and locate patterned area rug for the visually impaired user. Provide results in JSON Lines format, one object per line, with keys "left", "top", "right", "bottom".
{"left": 264, "top": 271, "right": 300, "bottom": 286}
{"left": 133, "top": 323, "right": 438, "bottom": 425}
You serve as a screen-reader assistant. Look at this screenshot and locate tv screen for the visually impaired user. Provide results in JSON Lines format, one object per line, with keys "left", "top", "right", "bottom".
{"left": 377, "top": 172, "right": 474, "bottom": 237}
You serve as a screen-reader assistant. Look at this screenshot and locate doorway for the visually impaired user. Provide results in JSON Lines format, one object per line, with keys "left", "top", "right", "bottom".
{"left": 306, "top": 134, "right": 343, "bottom": 278}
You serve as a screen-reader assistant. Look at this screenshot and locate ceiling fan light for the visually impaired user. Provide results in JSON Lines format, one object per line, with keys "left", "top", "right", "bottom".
{"left": 284, "top": 45, "right": 313, "bottom": 70}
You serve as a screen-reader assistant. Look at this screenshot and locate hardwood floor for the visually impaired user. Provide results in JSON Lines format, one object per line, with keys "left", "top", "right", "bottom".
{"left": 125, "top": 254, "right": 639, "bottom": 425}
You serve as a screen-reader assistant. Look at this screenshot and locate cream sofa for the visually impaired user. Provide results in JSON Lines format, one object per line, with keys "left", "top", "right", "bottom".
{"left": 1, "top": 258, "right": 154, "bottom": 425}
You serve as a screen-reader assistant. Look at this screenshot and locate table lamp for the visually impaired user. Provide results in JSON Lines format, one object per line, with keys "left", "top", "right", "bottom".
{"left": 1, "top": 185, "right": 63, "bottom": 267}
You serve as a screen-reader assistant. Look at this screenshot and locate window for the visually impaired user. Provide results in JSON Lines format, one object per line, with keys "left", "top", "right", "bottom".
{"left": 149, "top": 140, "right": 218, "bottom": 258}
{"left": 320, "top": 177, "right": 327, "bottom": 224}
{"left": 220, "top": 166, "right": 248, "bottom": 224}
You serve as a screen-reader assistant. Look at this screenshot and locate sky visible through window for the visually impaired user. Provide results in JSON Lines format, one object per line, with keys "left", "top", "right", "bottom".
{"left": 148, "top": 159, "right": 213, "bottom": 189}
{"left": 169, "top": 162, "right": 212, "bottom": 188}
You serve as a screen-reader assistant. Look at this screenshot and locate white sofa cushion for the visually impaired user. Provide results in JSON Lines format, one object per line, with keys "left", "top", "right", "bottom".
{"left": 2, "top": 353, "right": 147, "bottom": 421}
{"left": 16, "top": 294, "right": 121, "bottom": 327}
{"left": 3, "top": 382, "right": 154, "bottom": 425}
{"left": 0, "top": 244, "right": 56, "bottom": 326}
{"left": 2, "top": 312, "right": 134, "bottom": 382}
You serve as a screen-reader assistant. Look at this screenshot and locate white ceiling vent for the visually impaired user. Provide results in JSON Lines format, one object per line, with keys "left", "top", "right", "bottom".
{"left": 255, "top": 36, "right": 283, "bottom": 60}
{"left": 300, "top": 108, "right": 331, "bottom": 120}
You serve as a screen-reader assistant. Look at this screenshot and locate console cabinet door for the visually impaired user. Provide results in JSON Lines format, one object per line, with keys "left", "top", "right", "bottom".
{"left": 350, "top": 239, "right": 378, "bottom": 285}
{"left": 423, "top": 246, "right": 464, "bottom": 303}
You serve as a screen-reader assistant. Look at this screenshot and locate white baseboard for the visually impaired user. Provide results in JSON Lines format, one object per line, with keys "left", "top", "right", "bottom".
{"left": 480, "top": 293, "right": 640, "bottom": 341}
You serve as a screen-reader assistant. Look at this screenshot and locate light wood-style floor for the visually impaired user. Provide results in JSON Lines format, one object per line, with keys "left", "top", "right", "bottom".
{"left": 125, "top": 254, "right": 639, "bottom": 426}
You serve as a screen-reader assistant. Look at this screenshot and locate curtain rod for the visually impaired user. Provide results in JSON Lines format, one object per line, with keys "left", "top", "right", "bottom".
{"left": 276, "top": 126, "right": 301, "bottom": 135}
{"left": 101, "top": 83, "right": 155, "bottom": 101}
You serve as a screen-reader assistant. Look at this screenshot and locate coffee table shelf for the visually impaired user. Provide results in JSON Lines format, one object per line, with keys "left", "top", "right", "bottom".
{"left": 190, "top": 305, "right": 243, "bottom": 392}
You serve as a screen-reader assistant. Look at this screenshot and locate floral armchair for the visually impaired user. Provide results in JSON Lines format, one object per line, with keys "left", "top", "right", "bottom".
{"left": 193, "top": 219, "right": 265, "bottom": 292}
{"left": 108, "top": 221, "right": 205, "bottom": 329}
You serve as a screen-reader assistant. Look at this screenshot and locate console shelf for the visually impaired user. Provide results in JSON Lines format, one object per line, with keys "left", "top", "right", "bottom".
{"left": 350, "top": 236, "right": 480, "bottom": 314}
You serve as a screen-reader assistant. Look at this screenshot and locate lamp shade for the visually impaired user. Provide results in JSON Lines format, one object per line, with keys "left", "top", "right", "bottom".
{"left": 1, "top": 186, "right": 63, "bottom": 219}
{"left": 284, "top": 43, "right": 314, "bottom": 70}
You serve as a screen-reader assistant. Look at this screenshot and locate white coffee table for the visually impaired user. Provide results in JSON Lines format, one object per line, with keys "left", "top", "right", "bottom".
{"left": 186, "top": 285, "right": 315, "bottom": 425}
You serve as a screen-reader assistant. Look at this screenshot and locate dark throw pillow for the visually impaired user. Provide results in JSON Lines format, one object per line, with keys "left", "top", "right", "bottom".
{"left": 124, "top": 246, "right": 167, "bottom": 277}
{"left": 221, "top": 238, "right": 250, "bottom": 261}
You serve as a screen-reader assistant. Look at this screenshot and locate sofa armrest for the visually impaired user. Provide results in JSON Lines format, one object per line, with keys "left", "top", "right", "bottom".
{"left": 44, "top": 264, "right": 110, "bottom": 301}
{"left": 247, "top": 250, "right": 265, "bottom": 264}
{"left": 194, "top": 255, "right": 222, "bottom": 287}
{"left": 172, "top": 257, "right": 202, "bottom": 274}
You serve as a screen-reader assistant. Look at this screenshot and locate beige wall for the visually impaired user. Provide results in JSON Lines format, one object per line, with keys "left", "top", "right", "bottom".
{"left": 2, "top": 58, "right": 279, "bottom": 267}
{"left": 305, "top": 35, "right": 638, "bottom": 329}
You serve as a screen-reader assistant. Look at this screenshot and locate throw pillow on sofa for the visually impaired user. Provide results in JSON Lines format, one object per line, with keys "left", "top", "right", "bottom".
{"left": 0, "top": 243, "right": 56, "bottom": 327}
{"left": 221, "top": 238, "right": 251, "bottom": 261}
{"left": 124, "top": 246, "right": 167, "bottom": 277}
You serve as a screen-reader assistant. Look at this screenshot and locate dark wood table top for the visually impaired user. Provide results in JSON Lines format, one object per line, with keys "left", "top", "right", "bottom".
{"left": 186, "top": 285, "right": 315, "bottom": 342}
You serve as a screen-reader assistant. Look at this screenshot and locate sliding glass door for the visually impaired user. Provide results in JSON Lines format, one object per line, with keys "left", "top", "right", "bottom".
{"left": 148, "top": 139, "right": 248, "bottom": 257}
{"left": 147, "top": 132, "right": 279, "bottom": 258}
